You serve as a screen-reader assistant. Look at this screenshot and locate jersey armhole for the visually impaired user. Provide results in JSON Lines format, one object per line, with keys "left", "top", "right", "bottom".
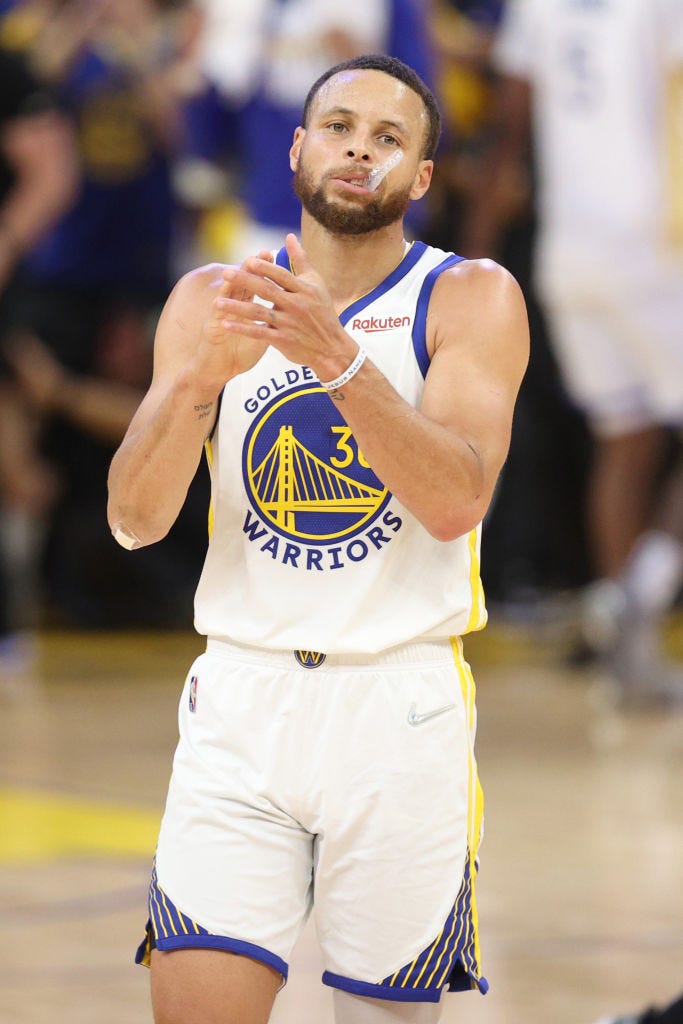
{"left": 411, "top": 255, "right": 466, "bottom": 378}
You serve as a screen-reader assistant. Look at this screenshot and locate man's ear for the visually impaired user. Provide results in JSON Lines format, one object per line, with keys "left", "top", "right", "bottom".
{"left": 290, "top": 126, "right": 306, "bottom": 172}
{"left": 410, "top": 160, "right": 434, "bottom": 201}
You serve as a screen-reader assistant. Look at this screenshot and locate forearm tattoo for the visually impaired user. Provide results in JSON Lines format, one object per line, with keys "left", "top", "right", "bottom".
{"left": 194, "top": 401, "right": 214, "bottom": 421}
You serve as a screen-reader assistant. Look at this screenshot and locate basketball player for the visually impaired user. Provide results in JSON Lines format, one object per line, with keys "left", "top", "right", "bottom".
{"left": 467, "top": 0, "right": 683, "bottom": 703}
{"left": 107, "top": 55, "right": 529, "bottom": 1024}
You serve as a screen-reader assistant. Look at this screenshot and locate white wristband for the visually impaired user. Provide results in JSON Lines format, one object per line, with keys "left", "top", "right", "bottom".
{"left": 319, "top": 347, "right": 367, "bottom": 391}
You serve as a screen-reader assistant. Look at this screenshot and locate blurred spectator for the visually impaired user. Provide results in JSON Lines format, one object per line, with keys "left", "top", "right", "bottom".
{"left": 178, "top": 0, "right": 434, "bottom": 264}
{"left": 0, "top": 42, "right": 78, "bottom": 674}
{"left": 426, "top": 1, "right": 514, "bottom": 256}
{"left": 5, "top": 331, "right": 141, "bottom": 445}
{"left": 465, "top": 0, "right": 683, "bottom": 702}
{"left": 0, "top": 0, "right": 210, "bottom": 629}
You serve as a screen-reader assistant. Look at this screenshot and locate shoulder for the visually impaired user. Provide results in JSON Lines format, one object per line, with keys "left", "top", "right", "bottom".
{"left": 426, "top": 257, "right": 529, "bottom": 368}
{"left": 172, "top": 261, "right": 230, "bottom": 303}
{"left": 151, "top": 262, "right": 231, "bottom": 373}
{"left": 430, "top": 257, "right": 527, "bottom": 321}
{"left": 438, "top": 255, "right": 517, "bottom": 286}
{"left": 159, "top": 262, "right": 230, "bottom": 328}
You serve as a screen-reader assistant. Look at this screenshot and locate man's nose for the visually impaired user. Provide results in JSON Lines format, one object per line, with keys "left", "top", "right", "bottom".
{"left": 345, "top": 132, "right": 372, "bottom": 160}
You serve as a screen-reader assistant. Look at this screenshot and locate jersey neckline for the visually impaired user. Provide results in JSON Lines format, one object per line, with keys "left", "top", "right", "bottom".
{"left": 274, "top": 240, "right": 428, "bottom": 325}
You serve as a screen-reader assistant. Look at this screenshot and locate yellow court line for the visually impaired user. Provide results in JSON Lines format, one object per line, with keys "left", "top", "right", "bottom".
{"left": 0, "top": 787, "right": 160, "bottom": 863}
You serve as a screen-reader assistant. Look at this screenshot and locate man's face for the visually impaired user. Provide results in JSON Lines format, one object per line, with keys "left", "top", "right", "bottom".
{"left": 290, "top": 70, "right": 433, "bottom": 236}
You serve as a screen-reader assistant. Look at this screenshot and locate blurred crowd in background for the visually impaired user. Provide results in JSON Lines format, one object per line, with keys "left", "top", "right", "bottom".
{"left": 0, "top": 0, "right": 680, "bottom": 687}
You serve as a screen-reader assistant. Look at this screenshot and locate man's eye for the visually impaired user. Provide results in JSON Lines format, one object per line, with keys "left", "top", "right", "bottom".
{"left": 329, "top": 123, "right": 347, "bottom": 133}
{"left": 380, "top": 135, "right": 398, "bottom": 146}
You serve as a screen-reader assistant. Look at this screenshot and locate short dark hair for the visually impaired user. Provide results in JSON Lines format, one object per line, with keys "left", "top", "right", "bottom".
{"left": 301, "top": 54, "right": 441, "bottom": 161}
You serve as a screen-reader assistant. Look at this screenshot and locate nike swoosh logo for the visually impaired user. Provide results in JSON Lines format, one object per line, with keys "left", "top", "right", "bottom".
{"left": 407, "top": 702, "right": 457, "bottom": 726}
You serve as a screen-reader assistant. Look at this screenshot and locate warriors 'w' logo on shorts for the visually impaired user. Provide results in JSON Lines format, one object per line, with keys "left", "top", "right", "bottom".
{"left": 294, "top": 650, "right": 326, "bottom": 669}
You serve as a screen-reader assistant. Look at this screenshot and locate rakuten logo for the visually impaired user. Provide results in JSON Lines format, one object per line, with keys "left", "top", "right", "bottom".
{"left": 351, "top": 315, "right": 412, "bottom": 333}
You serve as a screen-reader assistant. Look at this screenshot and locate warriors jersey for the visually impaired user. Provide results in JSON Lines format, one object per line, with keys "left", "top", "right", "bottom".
{"left": 494, "top": 0, "right": 683, "bottom": 262}
{"left": 193, "top": 241, "right": 487, "bottom": 653}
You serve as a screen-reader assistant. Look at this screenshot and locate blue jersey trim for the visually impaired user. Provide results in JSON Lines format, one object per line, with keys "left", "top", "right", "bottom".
{"left": 322, "top": 971, "right": 442, "bottom": 1003}
{"left": 141, "top": 931, "right": 289, "bottom": 979}
{"left": 411, "top": 254, "right": 466, "bottom": 379}
{"left": 339, "top": 241, "right": 428, "bottom": 327}
{"left": 276, "top": 246, "right": 290, "bottom": 269}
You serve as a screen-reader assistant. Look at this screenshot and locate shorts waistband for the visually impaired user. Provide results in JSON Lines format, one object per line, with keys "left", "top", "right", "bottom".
{"left": 205, "top": 636, "right": 462, "bottom": 670}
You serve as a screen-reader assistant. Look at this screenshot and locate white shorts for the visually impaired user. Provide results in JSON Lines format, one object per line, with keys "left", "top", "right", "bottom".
{"left": 136, "top": 636, "right": 487, "bottom": 1003}
{"left": 537, "top": 241, "right": 683, "bottom": 436}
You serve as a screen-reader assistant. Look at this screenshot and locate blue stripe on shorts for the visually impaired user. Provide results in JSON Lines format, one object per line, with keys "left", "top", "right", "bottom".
{"left": 322, "top": 855, "right": 488, "bottom": 1002}
{"left": 134, "top": 864, "right": 289, "bottom": 980}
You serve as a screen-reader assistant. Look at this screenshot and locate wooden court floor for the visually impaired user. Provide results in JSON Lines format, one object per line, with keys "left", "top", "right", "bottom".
{"left": 1, "top": 622, "right": 682, "bottom": 1024}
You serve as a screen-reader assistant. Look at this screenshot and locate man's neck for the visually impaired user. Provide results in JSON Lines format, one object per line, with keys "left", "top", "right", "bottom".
{"left": 299, "top": 214, "right": 410, "bottom": 314}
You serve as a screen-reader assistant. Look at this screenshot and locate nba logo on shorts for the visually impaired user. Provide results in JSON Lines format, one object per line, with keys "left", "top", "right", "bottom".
{"left": 189, "top": 675, "right": 198, "bottom": 712}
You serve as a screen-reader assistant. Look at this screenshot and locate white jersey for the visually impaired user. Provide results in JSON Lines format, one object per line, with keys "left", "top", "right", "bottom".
{"left": 494, "top": 0, "right": 683, "bottom": 284}
{"left": 194, "top": 241, "right": 487, "bottom": 653}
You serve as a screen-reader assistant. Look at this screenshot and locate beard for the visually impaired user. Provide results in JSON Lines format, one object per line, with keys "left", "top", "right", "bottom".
{"left": 293, "top": 161, "right": 412, "bottom": 235}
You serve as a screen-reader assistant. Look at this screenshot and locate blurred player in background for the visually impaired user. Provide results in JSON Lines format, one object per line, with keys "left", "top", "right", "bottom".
{"left": 466, "top": 0, "right": 683, "bottom": 704}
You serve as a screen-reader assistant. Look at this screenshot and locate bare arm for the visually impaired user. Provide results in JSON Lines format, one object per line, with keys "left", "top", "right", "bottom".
{"left": 337, "top": 259, "right": 529, "bottom": 539}
{"left": 0, "top": 109, "right": 79, "bottom": 289}
{"left": 216, "top": 235, "right": 529, "bottom": 541}
{"left": 106, "top": 263, "right": 270, "bottom": 547}
{"left": 29, "top": 0, "right": 112, "bottom": 83}
{"left": 5, "top": 332, "right": 142, "bottom": 444}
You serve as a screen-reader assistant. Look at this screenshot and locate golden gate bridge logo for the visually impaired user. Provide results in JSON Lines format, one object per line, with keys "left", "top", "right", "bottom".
{"left": 251, "top": 424, "right": 385, "bottom": 538}
{"left": 244, "top": 387, "right": 389, "bottom": 542}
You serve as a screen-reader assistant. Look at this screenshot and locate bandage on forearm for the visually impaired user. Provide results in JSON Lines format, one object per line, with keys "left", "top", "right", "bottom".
{"left": 112, "top": 523, "right": 143, "bottom": 550}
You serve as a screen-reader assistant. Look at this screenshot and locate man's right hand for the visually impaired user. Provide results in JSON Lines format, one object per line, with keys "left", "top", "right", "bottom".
{"left": 190, "top": 255, "right": 275, "bottom": 389}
